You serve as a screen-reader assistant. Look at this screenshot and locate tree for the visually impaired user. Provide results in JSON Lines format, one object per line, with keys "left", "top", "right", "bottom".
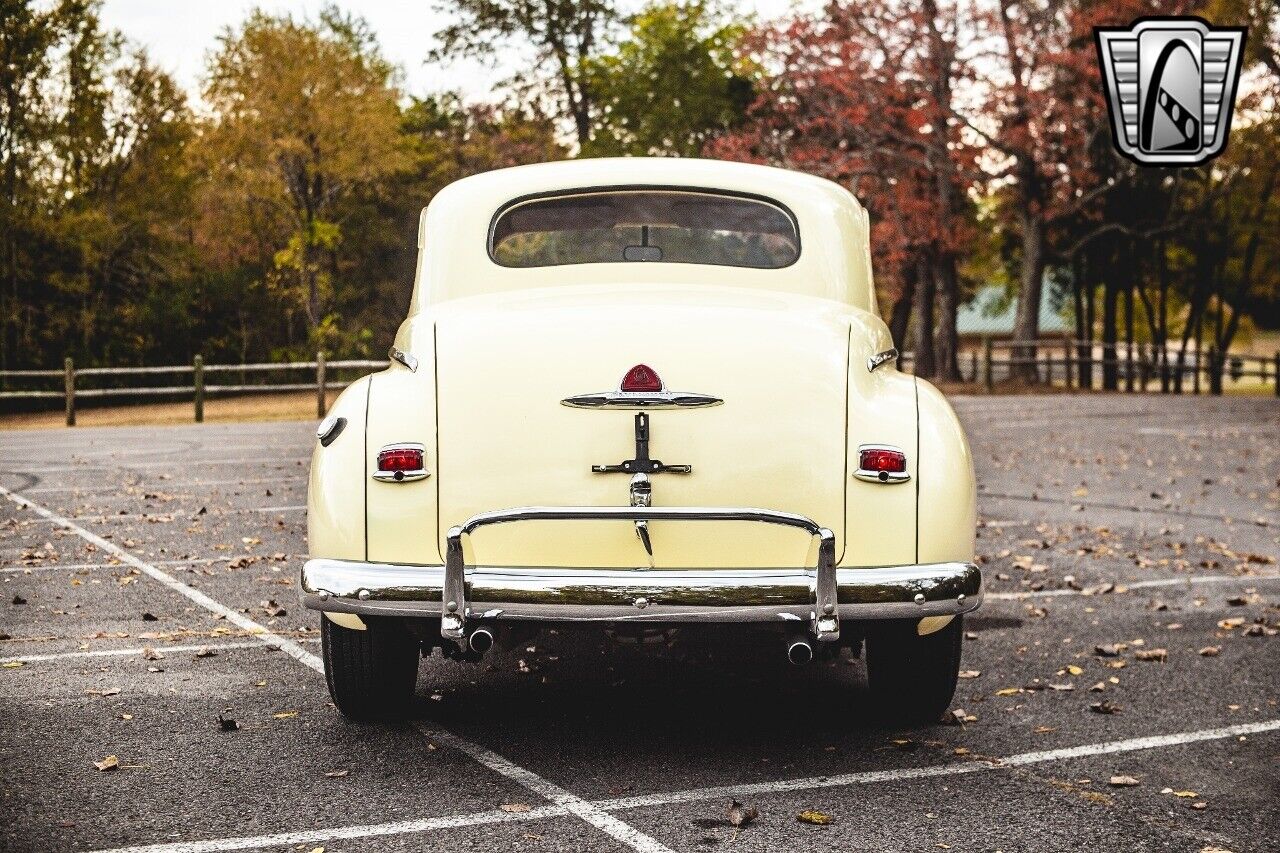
{"left": 583, "top": 2, "right": 756, "bottom": 157}
{"left": 201, "top": 7, "right": 410, "bottom": 349}
{"left": 431, "top": 0, "right": 616, "bottom": 148}
{"left": 708, "top": 0, "right": 979, "bottom": 379}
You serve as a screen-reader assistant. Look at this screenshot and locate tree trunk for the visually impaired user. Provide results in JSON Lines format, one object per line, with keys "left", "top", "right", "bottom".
{"left": 1101, "top": 279, "right": 1119, "bottom": 391}
{"left": 933, "top": 254, "right": 961, "bottom": 381}
{"left": 888, "top": 261, "right": 916, "bottom": 349}
{"left": 910, "top": 254, "right": 936, "bottom": 379}
{"left": 1011, "top": 208, "right": 1045, "bottom": 381}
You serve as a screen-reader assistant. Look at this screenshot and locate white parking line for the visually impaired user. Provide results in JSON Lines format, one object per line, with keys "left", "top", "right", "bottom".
{"left": 23, "top": 504, "right": 305, "bottom": 524}
{"left": 0, "top": 638, "right": 319, "bottom": 665}
{"left": 89, "top": 806, "right": 571, "bottom": 853}
{"left": 596, "top": 719, "right": 1280, "bottom": 811}
{"left": 421, "top": 724, "right": 675, "bottom": 853}
{"left": 84, "top": 718, "right": 1280, "bottom": 853}
{"left": 20, "top": 476, "right": 307, "bottom": 494}
{"left": 986, "top": 573, "right": 1280, "bottom": 601}
{"left": 1, "top": 558, "right": 222, "bottom": 574}
{"left": 0, "top": 484, "right": 672, "bottom": 853}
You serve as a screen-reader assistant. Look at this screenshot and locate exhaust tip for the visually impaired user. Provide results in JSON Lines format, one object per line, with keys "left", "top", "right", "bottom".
{"left": 468, "top": 628, "right": 494, "bottom": 653}
{"left": 787, "top": 639, "right": 813, "bottom": 665}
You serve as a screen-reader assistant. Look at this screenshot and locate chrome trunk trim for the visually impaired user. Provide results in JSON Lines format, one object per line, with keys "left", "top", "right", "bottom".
{"left": 561, "top": 390, "right": 723, "bottom": 409}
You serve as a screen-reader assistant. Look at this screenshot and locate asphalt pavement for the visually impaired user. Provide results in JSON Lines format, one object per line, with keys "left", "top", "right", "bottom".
{"left": 1, "top": 394, "right": 1277, "bottom": 853}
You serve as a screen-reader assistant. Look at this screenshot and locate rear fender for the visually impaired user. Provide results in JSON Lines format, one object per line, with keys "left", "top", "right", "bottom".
{"left": 915, "top": 379, "right": 976, "bottom": 563}
{"left": 308, "top": 377, "right": 370, "bottom": 561}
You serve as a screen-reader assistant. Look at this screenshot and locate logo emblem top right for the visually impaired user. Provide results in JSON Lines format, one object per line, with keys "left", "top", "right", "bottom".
{"left": 1095, "top": 17, "right": 1247, "bottom": 166}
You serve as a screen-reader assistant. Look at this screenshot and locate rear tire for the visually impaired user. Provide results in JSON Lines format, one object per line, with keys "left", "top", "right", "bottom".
{"left": 321, "top": 616, "right": 419, "bottom": 721}
{"left": 865, "top": 615, "right": 963, "bottom": 726}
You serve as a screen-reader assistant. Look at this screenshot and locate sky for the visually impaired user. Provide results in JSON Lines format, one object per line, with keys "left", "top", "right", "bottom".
{"left": 98, "top": 0, "right": 810, "bottom": 103}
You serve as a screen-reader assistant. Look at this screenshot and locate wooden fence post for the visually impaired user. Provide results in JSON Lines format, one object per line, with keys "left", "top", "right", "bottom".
{"left": 193, "top": 355, "right": 204, "bottom": 423}
{"left": 316, "top": 351, "right": 327, "bottom": 418}
{"left": 64, "top": 357, "right": 75, "bottom": 427}
{"left": 982, "top": 337, "right": 994, "bottom": 391}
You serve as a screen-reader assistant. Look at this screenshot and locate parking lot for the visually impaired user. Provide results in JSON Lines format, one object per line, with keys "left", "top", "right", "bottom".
{"left": 1, "top": 394, "right": 1277, "bottom": 853}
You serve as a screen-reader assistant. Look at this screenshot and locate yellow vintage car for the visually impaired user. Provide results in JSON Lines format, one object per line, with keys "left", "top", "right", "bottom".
{"left": 302, "top": 157, "right": 981, "bottom": 723}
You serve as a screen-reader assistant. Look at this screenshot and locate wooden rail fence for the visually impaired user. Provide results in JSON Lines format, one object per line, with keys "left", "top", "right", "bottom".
{"left": 0, "top": 340, "right": 1275, "bottom": 427}
{"left": 0, "top": 354, "right": 387, "bottom": 426}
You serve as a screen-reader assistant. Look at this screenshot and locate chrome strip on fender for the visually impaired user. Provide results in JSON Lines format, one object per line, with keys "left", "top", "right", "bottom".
{"left": 867, "top": 348, "right": 898, "bottom": 372}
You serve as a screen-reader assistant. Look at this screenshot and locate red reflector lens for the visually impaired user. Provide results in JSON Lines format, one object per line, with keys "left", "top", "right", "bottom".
{"left": 621, "top": 364, "right": 662, "bottom": 393}
{"left": 860, "top": 448, "right": 906, "bottom": 473}
{"left": 378, "top": 447, "right": 424, "bottom": 472}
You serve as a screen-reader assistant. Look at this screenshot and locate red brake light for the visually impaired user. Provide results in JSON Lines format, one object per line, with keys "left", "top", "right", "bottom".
{"left": 378, "top": 447, "right": 424, "bottom": 472}
{"left": 859, "top": 447, "right": 906, "bottom": 474}
{"left": 621, "top": 364, "right": 663, "bottom": 393}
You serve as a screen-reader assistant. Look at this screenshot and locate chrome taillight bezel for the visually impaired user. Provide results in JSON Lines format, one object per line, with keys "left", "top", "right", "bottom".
{"left": 854, "top": 443, "right": 910, "bottom": 484}
{"left": 373, "top": 442, "right": 429, "bottom": 482}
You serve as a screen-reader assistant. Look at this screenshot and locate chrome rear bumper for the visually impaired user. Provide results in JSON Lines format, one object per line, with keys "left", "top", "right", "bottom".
{"left": 301, "top": 505, "right": 981, "bottom": 643}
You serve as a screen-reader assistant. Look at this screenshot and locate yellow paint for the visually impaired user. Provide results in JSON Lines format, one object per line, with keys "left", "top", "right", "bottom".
{"left": 307, "top": 377, "right": 369, "bottom": 561}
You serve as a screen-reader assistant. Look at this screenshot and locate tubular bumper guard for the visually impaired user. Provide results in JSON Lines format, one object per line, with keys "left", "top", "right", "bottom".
{"left": 300, "top": 506, "right": 982, "bottom": 643}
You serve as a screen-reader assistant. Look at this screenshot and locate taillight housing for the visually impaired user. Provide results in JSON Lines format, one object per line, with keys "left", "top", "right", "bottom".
{"left": 855, "top": 445, "right": 910, "bottom": 484}
{"left": 373, "top": 443, "right": 428, "bottom": 482}
{"left": 620, "top": 363, "right": 663, "bottom": 393}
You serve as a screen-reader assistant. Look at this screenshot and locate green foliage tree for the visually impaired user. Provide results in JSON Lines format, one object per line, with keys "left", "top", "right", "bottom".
{"left": 431, "top": 0, "right": 616, "bottom": 147}
{"left": 583, "top": 2, "right": 755, "bottom": 157}
{"left": 200, "top": 6, "right": 410, "bottom": 352}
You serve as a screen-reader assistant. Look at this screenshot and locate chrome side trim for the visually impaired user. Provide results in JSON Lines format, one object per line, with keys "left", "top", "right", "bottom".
{"left": 300, "top": 559, "right": 983, "bottom": 623}
{"left": 561, "top": 390, "right": 723, "bottom": 409}
{"left": 388, "top": 346, "right": 418, "bottom": 373}
{"left": 854, "top": 443, "right": 911, "bottom": 484}
{"left": 371, "top": 442, "right": 430, "bottom": 482}
{"left": 867, "top": 348, "right": 898, "bottom": 372}
{"left": 440, "top": 506, "right": 838, "bottom": 643}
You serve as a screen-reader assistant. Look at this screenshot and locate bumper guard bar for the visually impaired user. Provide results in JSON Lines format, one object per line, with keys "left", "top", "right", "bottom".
{"left": 443, "top": 506, "right": 839, "bottom": 643}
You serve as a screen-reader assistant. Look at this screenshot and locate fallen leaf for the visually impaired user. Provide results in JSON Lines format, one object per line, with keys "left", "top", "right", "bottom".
{"left": 217, "top": 712, "right": 240, "bottom": 732}
{"left": 1049, "top": 683, "right": 1075, "bottom": 692}
{"left": 11, "top": 595, "right": 27, "bottom": 605}
{"left": 1172, "top": 790, "right": 1198, "bottom": 798}
{"left": 141, "top": 612, "right": 158, "bottom": 622}
{"left": 1, "top": 661, "right": 24, "bottom": 669}
{"left": 324, "top": 770, "right": 349, "bottom": 778}
{"left": 1199, "top": 646, "right": 1221, "bottom": 657}
{"left": 272, "top": 710, "right": 299, "bottom": 719}
{"left": 1217, "top": 617, "right": 1246, "bottom": 630}
{"left": 260, "top": 600, "right": 287, "bottom": 618}
{"left": 500, "top": 803, "right": 532, "bottom": 813}
{"left": 1191, "top": 801, "right": 1207, "bottom": 810}
{"left": 1066, "top": 664, "right": 1085, "bottom": 676}
{"left": 194, "top": 647, "right": 218, "bottom": 658}
{"left": 1135, "top": 648, "right": 1168, "bottom": 662}
{"left": 958, "top": 669, "right": 981, "bottom": 679}
{"left": 1090, "top": 700, "right": 1121, "bottom": 715}
{"left": 995, "top": 687, "right": 1022, "bottom": 696}
{"left": 725, "top": 799, "right": 758, "bottom": 828}
{"left": 1034, "top": 726, "right": 1056, "bottom": 734}
{"left": 797, "top": 810, "right": 833, "bottom": 825}
{"left": 141, "top": 647, "right": 164, "bottom": 661}
{"left": 94, "top": 755, "right": 119, "bottom": 772}
{"left": 85, "top": 688, "right": 120, "bottom": 697}
{"left": 1089, "top": 681, "right": 1107, "bottom": 692}
{"left": 1109, "top": 775, "right": 1140, "bottom": 787}
{"left": 1094, "top": 644, "right": 1124, "bottom": 657}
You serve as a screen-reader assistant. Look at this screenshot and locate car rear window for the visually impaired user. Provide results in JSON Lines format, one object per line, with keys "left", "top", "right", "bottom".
{"left": 489, "top": 189, "right": 799, "bottom": 269}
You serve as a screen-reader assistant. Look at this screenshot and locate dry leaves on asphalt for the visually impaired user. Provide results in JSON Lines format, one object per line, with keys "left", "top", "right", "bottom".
{"left": 93, "top": 755, "right": 119, "bottom": 772}
{"left": 260, "top": 600, "right": 287, "bottom": 618}
{"left": 500, "top": 803, "right": 532, "bottom": 813}
{"left": 217, "top": 711, "right": 240, "bottom": 731}
{"left": 141, "top": 647, "right": 164, "bottom": 661}
{"left": 1090, "top": 700, "right": 1121, "bottom": 715}
{"left": 797, "top": 810, "right": 833, "bottom": 826}
{"left": 1134, "top": 648, "right": 1168, "bottom": 662}
{"left": 1109, "top": 775, "right": 1140, "bottom": 787}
